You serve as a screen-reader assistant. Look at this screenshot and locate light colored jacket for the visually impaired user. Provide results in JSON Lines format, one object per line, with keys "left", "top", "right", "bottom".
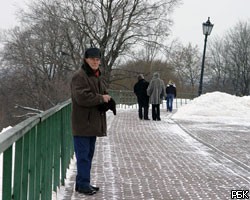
{"left": 147, "top": 72, "right": 166, "bottom": 104}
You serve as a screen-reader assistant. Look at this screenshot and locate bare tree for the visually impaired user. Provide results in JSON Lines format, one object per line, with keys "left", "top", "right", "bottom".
{"left": 2, "top": 25, "right": 72, "bottom": 106}
{"left": 207, "top": 37, "right": 231, "bottom": 92}
{"left": 208, "top": 21, "right": 250, "bottom": 95}
{"left": 225, "top": 21, "right": 250, "bottom": 95}
{"left": 34, "top": 0, "right": 180, "bottom": 83}
{"left": 0, "top": 0, "right": 181, "bottom": 128}
{"left": 169, "top": 43, "right": 200, "bottom": 93}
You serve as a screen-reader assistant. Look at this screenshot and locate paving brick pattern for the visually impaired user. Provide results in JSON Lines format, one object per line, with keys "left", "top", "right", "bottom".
{"left": 176, "top": 120, "right": 250, "bottom": 168}
{"left": 57, "top": 109, "right": 250, "bottom": 200}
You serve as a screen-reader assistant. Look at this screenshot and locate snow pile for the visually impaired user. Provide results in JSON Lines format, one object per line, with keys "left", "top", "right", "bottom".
{"left": 0, "top": 126, "right": 12, "bottom": 134}
{"left": 172, "top": 91, "right": 250, "bottom": 125}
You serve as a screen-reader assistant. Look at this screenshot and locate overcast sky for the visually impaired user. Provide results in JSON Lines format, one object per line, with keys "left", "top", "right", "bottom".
{"left": 170, "top": 0, "right": 250, "bottom": 49}
{"left": 0, "top": 0, "right": 30, "bottom": 30}
{"left": 1, "top": 0, "right": 250, "bottom": 49}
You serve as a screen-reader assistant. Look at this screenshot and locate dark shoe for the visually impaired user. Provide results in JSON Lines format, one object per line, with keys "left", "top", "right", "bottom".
{"left": 144, "top": 118, "right": 150, "bottom": 120}
{"left": 78, "top": 187, "right": 96, "bottom": 195}
{"left": 91, "top": 185, "right": 99, "bottom": 191}
{"left": 157, "top": 118, "right": 161, "bottom": 121}
{"left": 75, "top": 185, "right": 99, "bottom": 192}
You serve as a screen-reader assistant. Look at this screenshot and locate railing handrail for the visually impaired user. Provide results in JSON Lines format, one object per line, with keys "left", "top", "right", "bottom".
{"left": 39, "top": 99, "right": 71, "bottom": 122}
{"left": 0, "top": 90, "right": 194, "bottom": 200}
{"left": 1, "top": 99, "right": 73, "bottom": 200}
{"left": 0, "top": 90, "right": 194, "bottom": 152}
{"left": 0, "top": 115, "right": 39, "bottom": 154}
{"left": 0, "top": 99, "right": 71, "bottom": 154}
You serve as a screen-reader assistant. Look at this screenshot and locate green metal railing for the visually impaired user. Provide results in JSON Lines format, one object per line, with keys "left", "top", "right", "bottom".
{"left": 108, "top": 90, "right": 137, "bottom": 105}
{"left": 0, "top": 90, "right": 195, "bottom": 200}
{"left": 108, "top": 89, "right": 195, "bottom": 108}
{"left": 0, "top": 100, "right": 73, "bottom": 200}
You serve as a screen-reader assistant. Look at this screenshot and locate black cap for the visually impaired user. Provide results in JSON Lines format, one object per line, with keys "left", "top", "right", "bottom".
{"left": 84, "top": 47, "right": 101, "bottom": 58}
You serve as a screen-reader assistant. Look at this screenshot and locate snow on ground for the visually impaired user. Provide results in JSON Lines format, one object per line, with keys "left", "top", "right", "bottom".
{"left": 1, "top": 91, "right": 250, "bottom": 199}
{"left": 172, "top": 91, "right": 250, "bottom": 126}
{"left": 0, "top": 126, "right": 12, "bottom": 133}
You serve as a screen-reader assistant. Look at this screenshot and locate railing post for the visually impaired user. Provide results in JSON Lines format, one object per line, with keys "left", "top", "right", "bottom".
{"left": 21, "top": 132, "right": 30, "bottom": 199}
{"left": 29, "top": 128, "right": 36, "bottom": 200}
{"left": 35, "top": 123, "right": 42, "bottom": 200}
{"left": 2, "top": 146, "right": 12, "bottom": 200}
{"left": 13, "top": 138, "right": 23, "bottom": 200}
{"left": 53, "top": 112, "right": 61, "bottom": 192}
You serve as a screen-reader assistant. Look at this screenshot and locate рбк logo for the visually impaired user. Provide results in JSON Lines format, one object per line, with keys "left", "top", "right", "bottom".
{"left": 231, "top": 190, "right": 249, "bottom": 199}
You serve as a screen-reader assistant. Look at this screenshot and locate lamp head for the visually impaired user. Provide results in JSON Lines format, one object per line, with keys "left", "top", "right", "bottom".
{"left": 202, "top": 17, "right": 214, "bottom": 35}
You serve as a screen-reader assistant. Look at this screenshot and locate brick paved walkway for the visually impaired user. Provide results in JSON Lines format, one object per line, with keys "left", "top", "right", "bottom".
{"left": 55, "top": 109, "right": 250, "bottom": 200}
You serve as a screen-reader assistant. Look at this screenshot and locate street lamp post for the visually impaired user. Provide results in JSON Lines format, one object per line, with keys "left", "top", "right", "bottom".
{"left": 198, "top": 17, "right": 214, "bottom": 96}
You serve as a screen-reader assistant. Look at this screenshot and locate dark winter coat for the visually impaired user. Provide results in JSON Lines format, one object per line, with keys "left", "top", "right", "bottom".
{"left": 166, "top": 84, "right": 177, "bottom": 97}
{"left": 134, "top": 79, "right": 149, "bottom": 106}
{"left": 71, "top": 62, "right": 107, "bottom": 137}
{"left": 147, "top": 72, "right": 166, "bottom": 104}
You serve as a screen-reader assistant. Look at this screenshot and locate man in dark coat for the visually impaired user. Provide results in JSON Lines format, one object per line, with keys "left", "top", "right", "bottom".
{"left": 166, "top": 80, "right": 177, "bottom": 112}
{"left": 134, "top": 74, "right": 150, "bottom": 120}
{"left": 71, "top": 47, "right": 112, "bottom": 195}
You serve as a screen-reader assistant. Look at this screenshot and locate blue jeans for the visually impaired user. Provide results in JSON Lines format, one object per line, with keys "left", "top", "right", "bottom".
{"left": 74, "top": 136, "right": 96, "bottom": 189}
{"left": 166, "top": 94, "right": 174, "bottom": 112}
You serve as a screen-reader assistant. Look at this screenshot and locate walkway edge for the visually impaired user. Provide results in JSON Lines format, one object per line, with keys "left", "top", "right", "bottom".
{"left": 174, "top": 120, "right": 250, "bottom": 176}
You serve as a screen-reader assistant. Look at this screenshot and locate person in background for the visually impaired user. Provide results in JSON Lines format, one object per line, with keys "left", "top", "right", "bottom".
{"left": 166, "top": 80, "right": 177, "bottom": 112}
{"left": 71, "top": 47, "right": 112, "bottom": 195}
{"left": 134, "top": 74, "right": 150, "bottom": 120}
{"left": 147, "top": 72, "right": 165, "bottom": 121}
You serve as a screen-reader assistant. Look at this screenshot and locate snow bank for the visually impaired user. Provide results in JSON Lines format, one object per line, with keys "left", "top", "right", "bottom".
{"left": 172, "top": 91, "right": 250, "bottom": 125}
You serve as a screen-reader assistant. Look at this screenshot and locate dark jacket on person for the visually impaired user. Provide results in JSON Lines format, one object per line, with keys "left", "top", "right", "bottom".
{"left": 71, "top": 62, "right": 107, "bottom": 137}
{"left": 166, "top": 84, "right": 176, "bottom": 97}
{"left": 134, "top": 79, "right": 149, "bottom": 106}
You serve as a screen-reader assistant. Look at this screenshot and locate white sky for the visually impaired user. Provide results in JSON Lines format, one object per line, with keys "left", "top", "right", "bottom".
{"left": 1, "top": 0, "right": 250, "bottom": 49}
{"left": 170, "top": 0, "right": 250, "bottom": 49}
{"left": 0, "top": 0, "right": 31, "bottom": 30}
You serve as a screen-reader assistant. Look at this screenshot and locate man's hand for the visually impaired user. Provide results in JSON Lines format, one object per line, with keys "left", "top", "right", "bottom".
{"left": 102, "top": 94, "right": 111, "bottom": 103}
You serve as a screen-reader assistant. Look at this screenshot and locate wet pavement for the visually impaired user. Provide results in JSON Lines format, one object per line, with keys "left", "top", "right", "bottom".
{"left": 54, "top": 109, "right": 250, "bottom": 200}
